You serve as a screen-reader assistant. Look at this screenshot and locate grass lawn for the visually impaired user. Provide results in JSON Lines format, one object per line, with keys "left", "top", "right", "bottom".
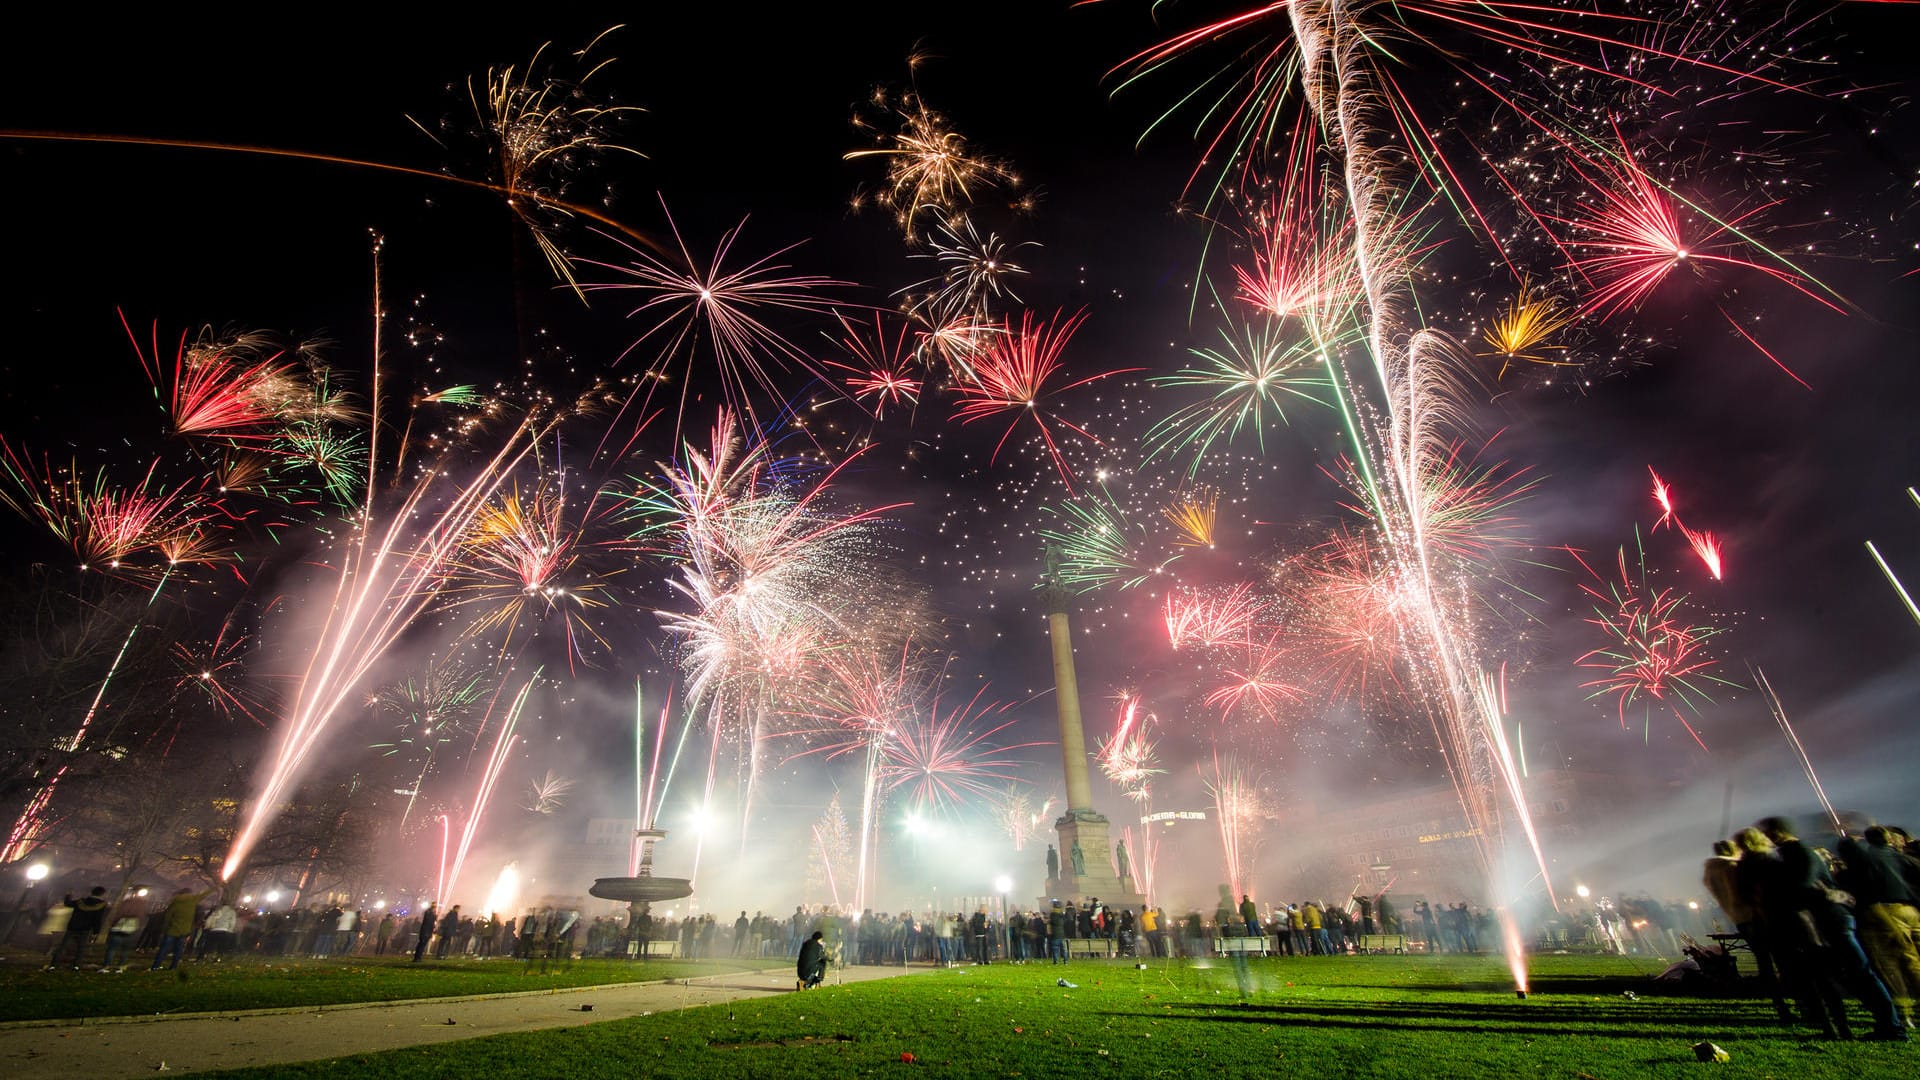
{"left": 201, "top": 954, "right": 1914, "bottom": 1080}
{"left": 0, "top": 954, "right": 781, "bottom": 1022}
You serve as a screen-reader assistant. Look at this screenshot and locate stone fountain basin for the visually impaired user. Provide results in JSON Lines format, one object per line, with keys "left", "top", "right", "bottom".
{"left": 590, "top": 876, "right": 693, "bottom": 904}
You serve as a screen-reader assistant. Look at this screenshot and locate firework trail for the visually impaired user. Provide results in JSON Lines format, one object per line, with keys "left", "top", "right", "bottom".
{"left": 223, "top": 411, "right": 554, "bottom": 881}
{"left": 1750, "top": 664, "right": 1842, "bottom": 835}
{"left": 1646, "top": 467, "right": 1725, "bottom": 580}
{"left": 1203, "top": 752, "right": 1269, "bottom": 902}
{"left": 1865, "top": 490, "right": 1920, "bottom": 628}
{"left": 950, "top": 309, "right": 1140, "bottom": 488}
{"left": 630, "top": 682, "right": 700, "bottom": 874}
{"left": 443, "top": 671, "right": 540, "bottom": 904}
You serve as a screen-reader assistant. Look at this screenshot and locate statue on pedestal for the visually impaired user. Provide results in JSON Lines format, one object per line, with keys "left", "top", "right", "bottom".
{"left": 1070, "top": 840, "right": 1086, "bottom": 877}
{"left": 1115, "top": 839, "right": 1131, "bottom": 881}
{"left": 1045, "top": 844, "right": 1059, "bottom": 882}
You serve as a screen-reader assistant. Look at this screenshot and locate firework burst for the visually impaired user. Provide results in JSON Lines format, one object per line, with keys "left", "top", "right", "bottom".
{"left": 1145, "top": 316, "right": 1328, "bottom": 472}
{"left": 1164, "top": 582, "right": 1268, "bottom": 652}
{"left": 847, "top": 83, "right": 1018, "bottom": 238}
{"left": 583, "top": 202, "right": 853, "bottom": 424}
{"left": 1038, "top": 482, "right": 1175, "bottom": 592}
{"left": 1568, "top": 542, "right": 1736, "bottom": 749}
{"left": 1163, "top": 486, "right": 1219, "bottom": 548}
{"left": 950, "top": 309, "right": 1138, "bottom": 487}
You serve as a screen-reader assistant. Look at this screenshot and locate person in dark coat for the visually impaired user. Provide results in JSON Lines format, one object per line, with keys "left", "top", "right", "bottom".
{"left": 969, "top": 907, "right": 991, "bottom": 964}
{"left": 797, "top": 930, "right": 829, "bottom": 988}
{"left": 49, "top": 887, "right": 110, "bottom": 969}
{"left": 412, "top": 903, "right": 437, "bottom": 962}
{"left": 1756, "top": 818, "right": 1904, "bottom": 1041}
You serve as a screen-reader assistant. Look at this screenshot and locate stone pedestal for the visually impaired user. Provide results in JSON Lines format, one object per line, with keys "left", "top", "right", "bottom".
{"left": 1041, "top": 809, "right": 1146, "bottom": 912}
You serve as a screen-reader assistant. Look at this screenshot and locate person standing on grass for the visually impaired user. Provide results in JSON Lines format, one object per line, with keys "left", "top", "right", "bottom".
{"left": 1838, "top": 824, "right": 1920, "bottom": 1028}
{"left": 1753, "top": 818, "right": 1902, "bottom": 1041}
{"left": 434, "top": 905, "right": 461, "bottom": 959}
{"left": 1304, "top": 901, "right": 1327, "bottom": 955}
{"left": 49, "top": 887, "right": 109, "bottom": 969}
{"left": 198, "top": 901, "right": 238, "bottom": 961}
{"left": 413, "top": 903, "right": 437, "bottom": 962}
{"left": 1139, "top": 905, "right": 1159, "bottom": 957}
{"left": 1239, "top": 894, "right": 1260, "bottom": 938}
{"left": 103, "top": 912, "right": 141, "bottom": 970}
{"left": 797, "top": 930, "right": 829, "bottom": 989}
{"left": 374, "top": 911, "right": 395, "bottom": 955}
{"left": 150, "top": 887, "right": 207, "bottom": 970}
{"left": 969, "top": 906, "right": 990, "bottom": 965}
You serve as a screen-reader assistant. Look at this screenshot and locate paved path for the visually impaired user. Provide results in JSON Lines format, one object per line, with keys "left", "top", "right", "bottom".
{"left": 1, "top": 964, "right": 922, "bottom": 1078}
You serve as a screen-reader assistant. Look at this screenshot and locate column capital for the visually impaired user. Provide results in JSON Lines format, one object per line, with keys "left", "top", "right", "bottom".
{"left": 1038, "top": 584, "right": 1077, "bottom": 616}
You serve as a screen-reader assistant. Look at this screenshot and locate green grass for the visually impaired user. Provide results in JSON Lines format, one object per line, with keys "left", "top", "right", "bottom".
{"left": 0, "top": 955, "right": 780, "bottom": 1022}
{"left": 201, "top": 955, "right": 1915, "bottom": 1080}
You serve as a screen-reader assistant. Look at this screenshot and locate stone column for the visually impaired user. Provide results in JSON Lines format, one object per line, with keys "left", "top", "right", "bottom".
{"left": 1035, "top": 571, "right": 1144, "bottom": 913}
{"left": 1042, "top": 585, "right": 1095, "bottom": 813}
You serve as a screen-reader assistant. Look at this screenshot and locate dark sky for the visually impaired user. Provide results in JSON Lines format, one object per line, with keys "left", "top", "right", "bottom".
{"left": 3, "top": 3, "right": 1918, "bottom": 908}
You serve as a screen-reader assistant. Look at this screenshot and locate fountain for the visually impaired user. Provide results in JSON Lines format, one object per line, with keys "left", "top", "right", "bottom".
{"left": 589, "top": 827, "right": 692, "bottom": 928}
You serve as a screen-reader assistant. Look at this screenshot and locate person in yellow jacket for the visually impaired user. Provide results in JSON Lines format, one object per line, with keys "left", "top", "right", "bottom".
{"left": 1140, "top": 906, "right": 1160, "bottom": 957}
{"left": 150, "top": 888, "right": 208, "bottom": 970}
{"left": 1303, "top": 901, "right": 1328, "bottom": 955}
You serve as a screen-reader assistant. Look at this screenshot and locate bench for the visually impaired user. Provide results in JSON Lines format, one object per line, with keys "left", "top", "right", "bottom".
{"left": 1065, "top": 937, "right": 1114, "bottom": 959}
{"left": 1219, "top": 936, "right": 1270, "bottom": 956}
{"left": 626, "top": 940, "right": 680, "bottom": 958}
{"left": 1356, "top": 934, "right": 1407, "bottom": 954}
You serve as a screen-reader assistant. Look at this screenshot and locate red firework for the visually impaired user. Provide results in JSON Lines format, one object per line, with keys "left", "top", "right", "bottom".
{"left": 1568, "top": 545, "right": 1731, "bottom": 750}
{"left": 826, "top": 312, "right": 921, "bottom": 418}
{"left": 1203, "top": 632, "right": 1303, "bottom": 721}
{"left": 949, "top": 309, "right": 1138, "bottom": 487}
{"left": 122, "top": 312, "right": 294, "bottom": 441}
{"left": 1164, "top": 582, "right": 1267, "bottom": 651}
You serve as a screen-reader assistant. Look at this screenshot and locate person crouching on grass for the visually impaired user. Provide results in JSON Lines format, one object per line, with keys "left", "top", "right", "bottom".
{"left": 797, "top": 930, "right": 829, "bottom": 990}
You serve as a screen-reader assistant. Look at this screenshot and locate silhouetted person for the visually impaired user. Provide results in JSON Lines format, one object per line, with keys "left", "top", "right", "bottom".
{"left": 413, "top": 903, "right": 437, "bottom": 962}
{"left": 797, "top": 931, "right": 829, "bottom": 989}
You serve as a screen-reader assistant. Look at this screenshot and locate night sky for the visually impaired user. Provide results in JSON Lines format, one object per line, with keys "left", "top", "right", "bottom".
{"left": 3, "top": 3, "right": 1917, "bottom": 911}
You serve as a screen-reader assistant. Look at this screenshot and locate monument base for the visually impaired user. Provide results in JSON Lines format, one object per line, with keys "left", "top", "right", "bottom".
{"left": 1041, "top": 810, "right": 1147, "bottom": 913}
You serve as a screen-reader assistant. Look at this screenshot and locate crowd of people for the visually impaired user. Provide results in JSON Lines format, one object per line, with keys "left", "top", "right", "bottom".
{"left": 1700, "top": 815, "right": 1918, "bottom": 1042}
{"left": 26, "top": 807, "right": 1916, "bottom": 1049}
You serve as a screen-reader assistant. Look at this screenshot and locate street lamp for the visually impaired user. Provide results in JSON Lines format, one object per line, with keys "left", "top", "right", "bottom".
{"left": 4, "top": 862, "right": 51, "bottom": 945}
{"left": 1575, "top": 884, "right": 1591, "bottom": 900}
{"left": 994, "top": 875, "right": 1013, "bottom": 962}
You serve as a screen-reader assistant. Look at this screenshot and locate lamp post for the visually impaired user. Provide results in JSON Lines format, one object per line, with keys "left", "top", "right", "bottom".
{"left": 4, "top": 862, "right": 51, "bottom": 945}
{"left": 994, "top": 875, "right": 1013, "bottom": 962}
